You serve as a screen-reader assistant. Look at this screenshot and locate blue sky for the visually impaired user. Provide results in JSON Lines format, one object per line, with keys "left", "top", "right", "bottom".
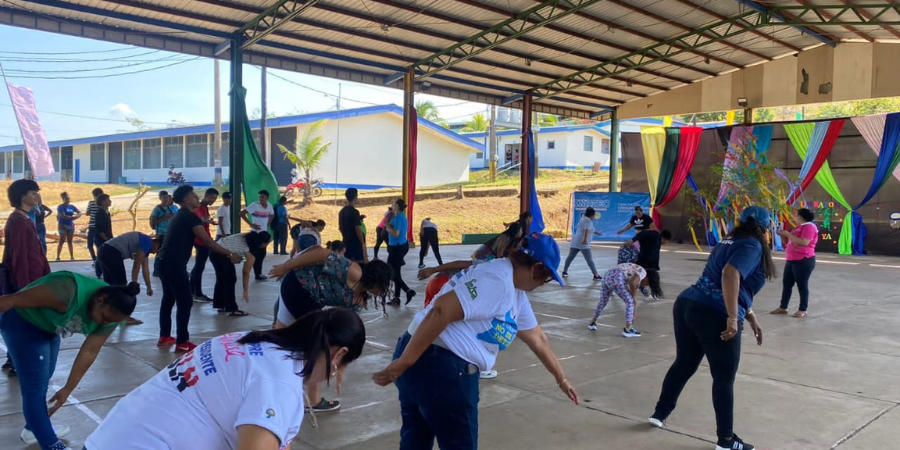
{"left": 0, "top": 25, "right": 489, "bottom": 147}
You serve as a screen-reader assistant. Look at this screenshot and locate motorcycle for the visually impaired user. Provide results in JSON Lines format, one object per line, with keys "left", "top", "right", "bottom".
{"left": 285, "top": 177, "right": 323, "bottom": 199}
{"left": 167, "top": 165, "right": 186, "bottom": 186}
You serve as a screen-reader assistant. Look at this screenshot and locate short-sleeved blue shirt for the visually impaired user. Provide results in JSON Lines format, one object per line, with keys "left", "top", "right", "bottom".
{"left": 679, "top": 236, "right": 766, "bottom": 321}
{"left": 388, "top": 212, "right": 408, "bottom": 246}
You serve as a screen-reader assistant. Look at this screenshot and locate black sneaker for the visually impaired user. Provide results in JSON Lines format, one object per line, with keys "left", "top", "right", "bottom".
{"left": 716, "top": 434, "right": 754, "bottom": 450}
{"left": 405, "top": 290, "right": 417, "bottom": 305}
{"left": 193, "top": 294, "right": 212, "bottom": 303}
{"left": 1, "top": 359, "right": 12, "bottom": 370}
{"left": 255, "top": 275, "right": 268, "bottom": 281}
{"left": 309, "top": 398, "right": 341, "bottom": 413}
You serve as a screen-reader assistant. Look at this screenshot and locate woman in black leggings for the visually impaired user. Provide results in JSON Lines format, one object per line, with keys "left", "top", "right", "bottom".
{"left": 648, "top": 206, "right": 773, "bottom": 450}
{"left": 386, "top": 199, "right": 415, "bottom": 305}
{"left": 772, "top": 208, "right": 818, "bottom": 318}
{"left": 418, "top": 217, "right": 443, "bottom": 269}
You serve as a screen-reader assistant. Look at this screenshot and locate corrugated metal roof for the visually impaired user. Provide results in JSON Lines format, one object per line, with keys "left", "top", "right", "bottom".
{"left": 0, "top": 0, "right": 897, "bottom": 119}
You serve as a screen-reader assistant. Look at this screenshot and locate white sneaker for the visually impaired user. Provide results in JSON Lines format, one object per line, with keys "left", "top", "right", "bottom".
{"left": 21, "top": 424, "right": 70, "bottom": 444}
{"left": 588, "top": 321, "right": 598, "bottom": 331}
{"left": 480, "top": 370, "right": 498, "bottom": 379}
{"left": 648, "top": 417, "right": 665, "bottom": 428}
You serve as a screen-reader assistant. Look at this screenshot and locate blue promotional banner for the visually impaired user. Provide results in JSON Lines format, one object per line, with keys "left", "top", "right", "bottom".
{"left": 571, "top": 192, "right": 652, "bottom": 242}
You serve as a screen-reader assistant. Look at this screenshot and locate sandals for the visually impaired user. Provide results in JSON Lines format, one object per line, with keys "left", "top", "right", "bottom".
{"left": 125, "top": 317, "right": 143, "bottom": 325}
{"left": 228, "top": 310, "right": 248, "bottom": 317}
{"left": 792, "top": 311, "right": 808, "bottom": 318}
{"left": 770, "top": 308, "right": 789, "bottom": 315}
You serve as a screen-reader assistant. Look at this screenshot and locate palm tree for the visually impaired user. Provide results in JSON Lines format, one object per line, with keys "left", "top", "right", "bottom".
{"left": 277, "top": 119, "right": 331, "bottom": 205}
{"left": 538, "top": 114, "right": 560, "bottom": 127}
{"left": 460, "top": 113, "right": 489, "bottom": 132}
{"left": 415, "top": 100, "right": 448, "bottom": 128}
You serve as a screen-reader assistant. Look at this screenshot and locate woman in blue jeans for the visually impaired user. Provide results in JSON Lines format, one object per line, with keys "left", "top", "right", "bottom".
{"left": 648, "top": 207, "right": 772, "bottom": 450}
{"left": 373, "top": 234, "right": 578, "bottom": 450}
{"left": 0, "top": 272, "right": 138, "bottom": 450}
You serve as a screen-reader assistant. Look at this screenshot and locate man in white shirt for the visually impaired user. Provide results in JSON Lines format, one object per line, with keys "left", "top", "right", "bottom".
{"left": 241, "top": 190, "right": 274, "bottom": 280}
{"left": 216, "top": 191, "right": 233, "bottom": 239}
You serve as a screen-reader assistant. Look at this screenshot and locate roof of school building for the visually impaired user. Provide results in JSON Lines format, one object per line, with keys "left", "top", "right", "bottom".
{"left": 0, "top": 104, "right": 485, "bottom": 153}
{"left": 460, "top": 117, "right": 675, "bottom": 139}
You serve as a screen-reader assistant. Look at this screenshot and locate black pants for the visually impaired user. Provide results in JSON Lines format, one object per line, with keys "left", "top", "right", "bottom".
{"left": 418, "top": 228, "right": 443, "bottom": 266}
{"left": 780, "top": 257, "right": 816, "bottom": 311}
{"left": 158, "top": 264, "right": 193, "bottom": 344}
{"left": 251, "top": 240, "right": 267, "bottom": 277}
{"left": 87, "top": 228, "right": 97, "bottom": 260}
{"left": 374, "top": 227, "right": 387, "bottom": 259}
{"left": 92, "top": 236, "right": 108, "bottom": 278}
{"left": 97, "top": 245, "right": 127, "bottom": 285}
{"left": 190, "top": 245, "right": 210, "bottom": 296}
{"left": 272, "top": 223, "right": 288, "bottom": 254}
{"left": 653, "top": 298, "right": 741, "bottom": 440}
{"left": 388, "top": 244, "right": 411, "bottom": 298}
{"left": 209, "top": 252, "right": 238, "bottom": 312}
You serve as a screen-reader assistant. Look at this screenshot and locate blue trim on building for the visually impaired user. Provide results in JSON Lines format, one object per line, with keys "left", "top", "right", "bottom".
{"left": 319, "top": 182, "right": 397, "bottom": 190}
{"left": 0, "top": 104, "right": 485, "bottom": 153}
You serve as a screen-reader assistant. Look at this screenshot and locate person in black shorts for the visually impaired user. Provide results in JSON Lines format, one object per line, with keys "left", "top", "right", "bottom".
{"left": 617, "top": 206, "right": 655, "bottom": 235}
{"left": 338, "top": 188, "right": 367, "bottom": 262}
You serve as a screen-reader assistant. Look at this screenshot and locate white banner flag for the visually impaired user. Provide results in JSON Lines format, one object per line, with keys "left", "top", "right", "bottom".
{"left": 6, "top": 82, "right": 55, "bottom": 177}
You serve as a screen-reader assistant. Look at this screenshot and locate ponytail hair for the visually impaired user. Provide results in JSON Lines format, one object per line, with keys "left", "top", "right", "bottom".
{"left": 239, "top": 308, "right": 366, "bottom": 381}
{"left": 646, "top": 270, "right": 664, "bottom": 299}
{"left": 92, "top": 282, "right": 140, "bottom": 316}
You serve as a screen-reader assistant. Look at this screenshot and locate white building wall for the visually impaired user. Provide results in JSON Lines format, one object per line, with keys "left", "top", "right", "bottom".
{"left": 563, "top": 131, "right": 610, "bottom": 169}
{"left": 535, "top": 131, "right": 570, "bottom": 168}
{"left": 73, "top": 144, "right": 106, "bottom": 183}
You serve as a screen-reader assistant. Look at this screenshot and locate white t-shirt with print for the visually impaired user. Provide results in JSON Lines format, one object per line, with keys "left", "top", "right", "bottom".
{"left": 618, "top": 263, "right": 647, "bottom": 281}
{"left": 245, "top": 202, "right": 274, "bottom": 233}
{"left": 217, "top": 204, "right": 231, "bottom": 236}
{"left": 85, "top": 333, "right": 305, "bottom": 450}
{"left": 571, "top": 216, "right": 595, "bottom": 249}
{"left": 409, "top": 258, "right": 538, "bottom": 372}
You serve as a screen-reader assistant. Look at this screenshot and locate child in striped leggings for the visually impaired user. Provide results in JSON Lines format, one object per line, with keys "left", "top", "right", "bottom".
{"left": 589, "top": 263, "right": 662, "bottom": 338}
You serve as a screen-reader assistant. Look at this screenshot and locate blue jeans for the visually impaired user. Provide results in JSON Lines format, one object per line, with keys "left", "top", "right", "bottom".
{"left": 393, "top": 333, "right": 480, "bottom": 450}
{"left": 36, "top": 223, "right": 47, "bottom": 253}
{"left": 0, "top": 310, "right": 65, "bottom": 450}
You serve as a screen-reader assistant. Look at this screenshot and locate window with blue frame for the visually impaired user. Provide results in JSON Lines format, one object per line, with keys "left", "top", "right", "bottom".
{"left": 583, "top": 136, "right": 594, "bottom": 152}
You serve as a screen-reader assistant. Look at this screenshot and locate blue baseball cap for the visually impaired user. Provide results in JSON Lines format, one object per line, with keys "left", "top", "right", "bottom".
{"left": 523, "top": 233, "right": 564, "bottom": 287}
{"left": 740, "top": 206, "right": 771, "bottom": 229}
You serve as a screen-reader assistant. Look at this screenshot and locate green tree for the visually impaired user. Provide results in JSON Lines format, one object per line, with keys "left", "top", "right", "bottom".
{"left": 415, "top": 100, "right": 448, "bottom": 127}
{"left": 278, "top": 120, "right": 331, "bottom": 205}
{"left": 538, "top": 114, "right": 560, "bottom": 127}
{"left": 460, "top": 113, "right": 489, "bottom": 132}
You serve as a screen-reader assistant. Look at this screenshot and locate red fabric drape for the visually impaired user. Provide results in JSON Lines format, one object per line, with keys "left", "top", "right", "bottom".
{"left": 407, "top": 112, "right": 418, "bottom": 242}
{"left": 786, "top": 119, "right": 845, "bottom": 204}
{"left": 652, "top": 127, "right": 703, "bottom": 229}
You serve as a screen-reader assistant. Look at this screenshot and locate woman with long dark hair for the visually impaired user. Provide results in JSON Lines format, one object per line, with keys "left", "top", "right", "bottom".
{"left": 0, "top": 273, "right": 139, "bottom": 450}
{"left": 268, "top": 246, "right": 392, "bottom": 413}
{"left": 648, "top": 206, "right": 773, "bottom": 450}
{"left": 385, "top": 198, "right": 415, "bottom": 305}
{"left": 373, "top": 234, "right": 578, "bottom": 449}
{"left": 85, "top": 308, "right": 366, "bottom": 450}
{"left": 772, "top": 208, "right": 818, "bottom": 318}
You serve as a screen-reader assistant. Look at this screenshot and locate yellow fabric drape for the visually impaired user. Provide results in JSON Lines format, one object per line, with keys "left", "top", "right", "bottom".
{"left": 662, "top": 116, "right": 673, "bottom": 127}
{"left": 726, "top": 110, "right": 736, "bottom": 125}
{"left": 641, "top": 126, "right": 666, "bottom": 205}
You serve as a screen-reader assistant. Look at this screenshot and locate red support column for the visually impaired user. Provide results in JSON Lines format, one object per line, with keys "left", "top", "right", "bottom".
{"left": 520, "top": 91, "right": 533, "bottom": 215}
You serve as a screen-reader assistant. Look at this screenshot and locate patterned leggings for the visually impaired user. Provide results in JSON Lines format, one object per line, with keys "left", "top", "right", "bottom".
{"left": 593, "top": 268, "right": 635, "bottom": 325}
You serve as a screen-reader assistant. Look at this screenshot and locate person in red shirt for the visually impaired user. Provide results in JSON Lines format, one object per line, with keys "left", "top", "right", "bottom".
{"left": 189, "top": 188, "right": 218, "bottom": 303}
{"left": 2, "top": 179, "right": 51, "bottom": 376}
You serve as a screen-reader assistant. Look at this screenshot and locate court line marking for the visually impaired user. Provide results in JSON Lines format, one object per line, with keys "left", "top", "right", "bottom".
{"left": 673, "top": 251, "right": 710, "bottom": 255}
{"left": 0, "top": 341, "right": 103, "bottom": 425}
{"left": 365, "top": 340, "right": 392, "bottom": 351}
{"left": 869, "top": 264, "right": 900, "bottom": 269}
{"left": 535, "top": 312, "right": 573, "bottom": 320}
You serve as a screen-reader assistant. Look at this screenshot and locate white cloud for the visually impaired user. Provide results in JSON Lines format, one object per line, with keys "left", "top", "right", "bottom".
{"left": 109, "top": 103, "right": 137, "bottom": 118}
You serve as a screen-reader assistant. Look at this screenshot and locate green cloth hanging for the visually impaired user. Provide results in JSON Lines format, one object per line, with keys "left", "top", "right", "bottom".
{"left": 234, "top": 85, "right": 280, "bottom": 234}
{"left": 653, "top": 128, "right": 681, "bottom": 207}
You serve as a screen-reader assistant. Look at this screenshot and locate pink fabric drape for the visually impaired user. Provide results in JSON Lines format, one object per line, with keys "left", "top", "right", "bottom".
{"left": 652, "top": 127, "right": 703, "bottom": 229}
{"left": 852, "top": 114, "right": 900, "bottom": 183}
{"left": 6, "top": 82, "right": 55, "bottom": 177}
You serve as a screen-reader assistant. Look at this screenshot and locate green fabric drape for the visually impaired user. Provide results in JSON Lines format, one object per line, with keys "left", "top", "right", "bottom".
{"left": 235, "top": 86, "right": 280, "bottom": 233}
{"left": 789, "top": 127, "right": 853, "bottom": 255}
{"left": 653, "top": 128, "right": 680, "bottom": 207}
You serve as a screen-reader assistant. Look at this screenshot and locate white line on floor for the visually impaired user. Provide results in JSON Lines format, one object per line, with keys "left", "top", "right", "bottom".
{"left": 535, "top": 312, "right": 573, "bottom": 320}
{"left": 365, "top": 340, "right": 392, "bottom": 351}
{"left": 673, "top": 251, "right": 710, "bottom": 255}
{"left": 815, "top": 260, "right": 860, "bottom": 265}
{"left": 869, "top": 264, "right": 900, "bottom": 269}
{"left": 0, "top": 341, "right": 103, "bottom": 425}
{"left": 341, "top": 400, "right": 391, "bottom": 412}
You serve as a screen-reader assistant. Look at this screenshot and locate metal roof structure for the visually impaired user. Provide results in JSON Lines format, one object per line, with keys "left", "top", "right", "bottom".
{"left": 2, "top": 0, "right": 900, "bottom": 120}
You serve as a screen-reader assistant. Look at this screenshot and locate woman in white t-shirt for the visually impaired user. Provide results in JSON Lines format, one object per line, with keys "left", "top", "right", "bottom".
{"left": 373, "top": 234, "right": 579, "bottom": 450}
{"left": 210, "top": 232, "right": 272, "bottom": 316}
{"left": 588, "top": 263, "right": 659, "bottom": 338}
{"left": 84, "top": 308, "right": 366, "bottom": 450}
{"left": 562, "top": 207, "right": 602, "bottom": 280}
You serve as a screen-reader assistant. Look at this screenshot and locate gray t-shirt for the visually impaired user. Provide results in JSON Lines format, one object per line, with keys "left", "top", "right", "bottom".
{"left": 106, "top": 232, "right": 153, "bottom": 260}
{"left": 218, "top": 234, "right": 250, "bottom": 260}
{"left": 571, "top": 216, "right": 595, "bottom": 249}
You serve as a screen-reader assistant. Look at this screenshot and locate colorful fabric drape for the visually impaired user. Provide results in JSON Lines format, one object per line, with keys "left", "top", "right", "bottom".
{"left": 527, "top": 132, "right": 545, "bottom": 234}
{"left": 6, "top": 82, "right": 55, "bottom": 177}
{"left": 687, "top": 172, "right": 717, "bottom": 247}
{"left": 641, "top": 127, "right": 666, "bottom": 206}
{"left": 653, "top": 127, "right": 703, "bottom": 228}
{"left": 852, "top": 114, "right": 900, "bottom": 184}
{"left": 407, "top": 111, "right": 418, "bottom": 242}
{"left": 716, "top": 126, "right": 774, "bottom": 203}
{"left": 235, "top": 86, "right": 279, "bottom": 233}
{"left": 784, "top": 119, "right": 852, "bottom": 254}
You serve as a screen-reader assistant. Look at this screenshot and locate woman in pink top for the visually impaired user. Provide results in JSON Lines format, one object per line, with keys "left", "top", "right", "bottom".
{"left": 772, "top": 208, "right": 819, "bottom": 317}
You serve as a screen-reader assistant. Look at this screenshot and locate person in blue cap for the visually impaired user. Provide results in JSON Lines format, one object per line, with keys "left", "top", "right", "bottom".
{"left": 372, "top": 233, "right": 578, "bottom": 450}
{"left": 648, "top": 206, "right": 773, "bottom": 450}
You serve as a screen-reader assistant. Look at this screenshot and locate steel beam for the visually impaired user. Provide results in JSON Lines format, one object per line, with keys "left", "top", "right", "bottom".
{"left": 532, "top": 4, "right": 900, "bottom": 101}
{"left": 402, "top": 67, "right": 414, "bottom": 209}
{"left": 735, "top": 1, "right": 836, "bottom": 46}
{"left": 521, "top": 91, "right": 534, "bottom": 215}
{"left": 608, "top": 108, "right": 619, "bottom": 193}
{"left": 216, "top": 0, "right": 319, "bottom": 55}
{"left": 229, "top": 32, "right": 244, "bottom": 232}
{"left": 389, "top": 0, "right": 603, "bottom": 82}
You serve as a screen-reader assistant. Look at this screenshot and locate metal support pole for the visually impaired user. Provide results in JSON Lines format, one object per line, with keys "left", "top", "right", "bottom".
{"left": 402, "top": 67, "right": 414, "bottom": 205}
{"left": 489, "top": 105, "right": 497, "bottom": 182}
{"left": 213, "top": 59, "right": 223, "bottom": 187}
{"left": 609, "top": 107, "right": 620, "bottom": 193}
{"left": 229, "top": 32, "right": 245, "bottom": 233}
{"left": 260, "top": 67, "right": 268, "bottom": 165}
{"left": 743, "top": 107, "right": 753, "bottom": 125}
{"left": 520, "top": 91, "right": 533, "bottom": 214}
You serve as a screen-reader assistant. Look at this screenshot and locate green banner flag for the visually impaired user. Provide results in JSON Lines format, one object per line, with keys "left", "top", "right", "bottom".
{"left": 234, "top": 86, "right": 279, "bottom": 233}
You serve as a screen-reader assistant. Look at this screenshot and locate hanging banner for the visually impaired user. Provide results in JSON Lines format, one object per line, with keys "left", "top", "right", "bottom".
{"left": 571, "top": 192, "right": 651, "bottom": 242}
{"left": 6, "top": 82, "right": 55, "bottom": 177}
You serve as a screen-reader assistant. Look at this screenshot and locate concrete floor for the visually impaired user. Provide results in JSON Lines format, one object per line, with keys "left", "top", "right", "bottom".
{"left": 1, "top": 242, "right": 899, "bottom": 450}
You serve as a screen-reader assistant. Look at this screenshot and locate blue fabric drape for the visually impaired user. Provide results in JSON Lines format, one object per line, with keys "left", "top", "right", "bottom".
{"left": 850, "top": 112, "right": 900, "bottom": 255}
{"left": 753, "top": 125, "right": 774, "bottom": 162}
{"left": 527, "top": 132, "right": 544, "bottom": 234}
